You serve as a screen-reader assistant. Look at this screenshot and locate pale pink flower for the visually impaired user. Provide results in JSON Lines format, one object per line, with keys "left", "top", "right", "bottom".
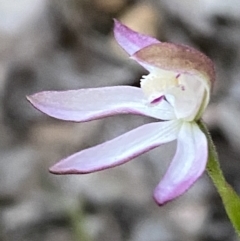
{"left": 27, "top": 20, "right": 215, "bottom": 205}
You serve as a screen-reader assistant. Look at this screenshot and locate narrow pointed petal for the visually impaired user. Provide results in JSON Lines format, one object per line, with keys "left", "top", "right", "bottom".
{"left": 154, "top": 122, "right": 208, "bottom": 205}
{"left": 49, "top": 120, "right": 181, "bottom": 174}
{"left": 27, "top": 86, "right": 176, "bottom": 121}
{"left": 113, "top": 19, "right": 160, "bottom": 56}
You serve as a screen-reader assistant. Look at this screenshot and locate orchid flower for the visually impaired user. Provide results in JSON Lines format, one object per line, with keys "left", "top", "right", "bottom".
{"left": 27, "top": 20, "right": 215, "bottom": 205}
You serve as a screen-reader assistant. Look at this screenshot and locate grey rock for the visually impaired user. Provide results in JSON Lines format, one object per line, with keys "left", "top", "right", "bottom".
{"left": 0, "top": 145, "right": 39, "bottom": 203}
{"left": 156, "top": 0, "right": 240, "bottom": 37}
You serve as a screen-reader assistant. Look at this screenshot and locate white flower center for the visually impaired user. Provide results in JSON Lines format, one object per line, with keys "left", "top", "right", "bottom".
{"left": 141, "top": 70, "right": 179, "bottom": 103}
{"left": 140, "top": 69, "right": 206, "bottom": 121}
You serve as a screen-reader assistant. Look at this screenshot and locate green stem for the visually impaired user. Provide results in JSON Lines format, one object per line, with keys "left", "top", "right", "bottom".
{"left": 199, "top": 120, "right": 240, "bottom": 236}
{"left": 67, "top": 202, "right": 92, "bottom": 241}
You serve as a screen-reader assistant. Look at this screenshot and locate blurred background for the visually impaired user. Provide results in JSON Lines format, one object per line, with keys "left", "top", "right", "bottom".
{"left": 0, "top": 0, "right": 240, "bottom": 240}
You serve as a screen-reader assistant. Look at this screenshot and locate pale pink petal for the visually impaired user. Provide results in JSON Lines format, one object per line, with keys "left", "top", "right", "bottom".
{"left": 27, "top": 86, "right": 176, "bottom": 121}
{"left": 113, "top": 19, "right": 160, "bottom": 56}
{"left": 49, "top": 120, "right": 181, "bottom": 174}
{"left": 153, "top": 122, "right": 208, "bottom": 205}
